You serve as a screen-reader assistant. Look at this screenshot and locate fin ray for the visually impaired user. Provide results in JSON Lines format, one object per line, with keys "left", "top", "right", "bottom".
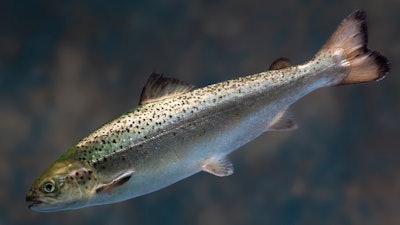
{"left": 202, "top": 156, "right": 233, "bottom": 177}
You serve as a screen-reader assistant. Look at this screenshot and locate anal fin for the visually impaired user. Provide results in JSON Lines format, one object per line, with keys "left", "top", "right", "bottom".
{"left": 202, "top": 156, "right": 233, "bottom": 177}
{"left": 268, "top": 109, "right": 298, "bottom": 131}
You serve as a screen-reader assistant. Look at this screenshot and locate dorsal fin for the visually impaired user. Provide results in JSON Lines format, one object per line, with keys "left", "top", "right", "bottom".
{"left": 268, "top": 57, "right": 291, "bottom": 70}
{"left": 139, "top": 73, "right": 195, "bottom": 105}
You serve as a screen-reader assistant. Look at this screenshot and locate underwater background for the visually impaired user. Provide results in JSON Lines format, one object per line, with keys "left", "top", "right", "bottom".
{"left": 1, "top": 0, "right": 399, "bottom": 224}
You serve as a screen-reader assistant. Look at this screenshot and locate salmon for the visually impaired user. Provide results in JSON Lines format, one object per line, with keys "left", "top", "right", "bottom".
{"left": 26, "top": 10, "right": 390, "bottom": 212}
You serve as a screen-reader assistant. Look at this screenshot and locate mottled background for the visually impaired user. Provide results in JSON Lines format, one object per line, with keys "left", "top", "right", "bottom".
{"left": 1, "top": 0, "right": 399, "bottom": 225}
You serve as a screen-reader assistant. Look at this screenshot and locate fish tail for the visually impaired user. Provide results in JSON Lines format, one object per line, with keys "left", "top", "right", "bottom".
{"left": 317, "top": 10, "right": 390, "bottom": 85}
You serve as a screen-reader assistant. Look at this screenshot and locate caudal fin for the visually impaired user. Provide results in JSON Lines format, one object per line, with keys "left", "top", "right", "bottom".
{"left": 318, "top": 10, "right": 390, "bottom": 85}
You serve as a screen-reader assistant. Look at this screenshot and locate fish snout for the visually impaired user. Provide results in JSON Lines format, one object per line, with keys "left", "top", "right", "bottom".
{"left": 26, "top": 189, "right": 43, "bottom": 209}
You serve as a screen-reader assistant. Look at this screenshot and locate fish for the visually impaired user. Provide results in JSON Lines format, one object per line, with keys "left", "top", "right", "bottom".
{"left": 26, "top": 10, "right": 390, "bottom": 212}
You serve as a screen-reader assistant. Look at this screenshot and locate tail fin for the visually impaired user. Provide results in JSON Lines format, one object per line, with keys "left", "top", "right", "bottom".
{"left": 317, "top": 10, "right": 390, "bottom": 85}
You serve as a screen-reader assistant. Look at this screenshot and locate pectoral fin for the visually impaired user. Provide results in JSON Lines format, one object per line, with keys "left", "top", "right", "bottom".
{"left": 95, "top": 170, "right": 134, "bottom": 194}
{"left": 202, "top": 156, "right": 233, "bottom": 177}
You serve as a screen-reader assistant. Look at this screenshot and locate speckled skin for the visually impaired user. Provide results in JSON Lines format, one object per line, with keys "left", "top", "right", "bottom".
{"left": 25, "top": 49, "right": 349, "bottom": 211}
{"left": 54, "top": 51, "right": 346, "bottom": 207}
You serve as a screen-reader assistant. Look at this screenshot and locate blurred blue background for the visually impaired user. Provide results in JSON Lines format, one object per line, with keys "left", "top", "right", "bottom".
{"left": 1, "top": 0, "right": 399, "bottom": 224}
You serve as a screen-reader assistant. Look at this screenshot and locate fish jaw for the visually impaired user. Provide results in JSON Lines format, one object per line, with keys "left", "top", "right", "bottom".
{"left": 26, "top": 194, "right": 88, "bottom": 212}
{"left": 26, "top": 181, "right": 80, "bottom": 212}
{"left": 26, "top": 159, "right": 99, "bottom": 212}
{"left": 26, "top": 193, "right": 75, "bottom": 212}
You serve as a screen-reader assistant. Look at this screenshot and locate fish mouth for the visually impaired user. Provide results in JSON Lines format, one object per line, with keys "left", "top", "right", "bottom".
{"left": 26, "top": 194, "right": 69, "bottom": 212}
{"left": 27, "top": 199, "right": 43, "bottom": 209}
{"left": 26, "top": 197, "right": 59, "bottom": 212}
{"left": 26, "top": 194, "right": 44, "bottom": 209}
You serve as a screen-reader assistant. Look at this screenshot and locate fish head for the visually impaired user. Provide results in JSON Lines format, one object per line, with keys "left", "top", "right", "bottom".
{"left": 26, "top": 159, "right": 98, "bottom": 212}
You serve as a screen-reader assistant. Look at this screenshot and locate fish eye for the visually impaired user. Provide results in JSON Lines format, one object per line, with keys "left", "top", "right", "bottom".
{"left": 42, "top": 180, "right": 56, "bottom": 193}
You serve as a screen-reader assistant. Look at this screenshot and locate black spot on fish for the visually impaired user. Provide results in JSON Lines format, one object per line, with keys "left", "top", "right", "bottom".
{"left": 112, "top": 139, "right": 116, "bottom": 144}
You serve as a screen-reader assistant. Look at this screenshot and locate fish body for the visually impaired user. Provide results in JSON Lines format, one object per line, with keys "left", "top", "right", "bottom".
{"left": 26, "top": 10, "right": 390, "bottom": 212}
